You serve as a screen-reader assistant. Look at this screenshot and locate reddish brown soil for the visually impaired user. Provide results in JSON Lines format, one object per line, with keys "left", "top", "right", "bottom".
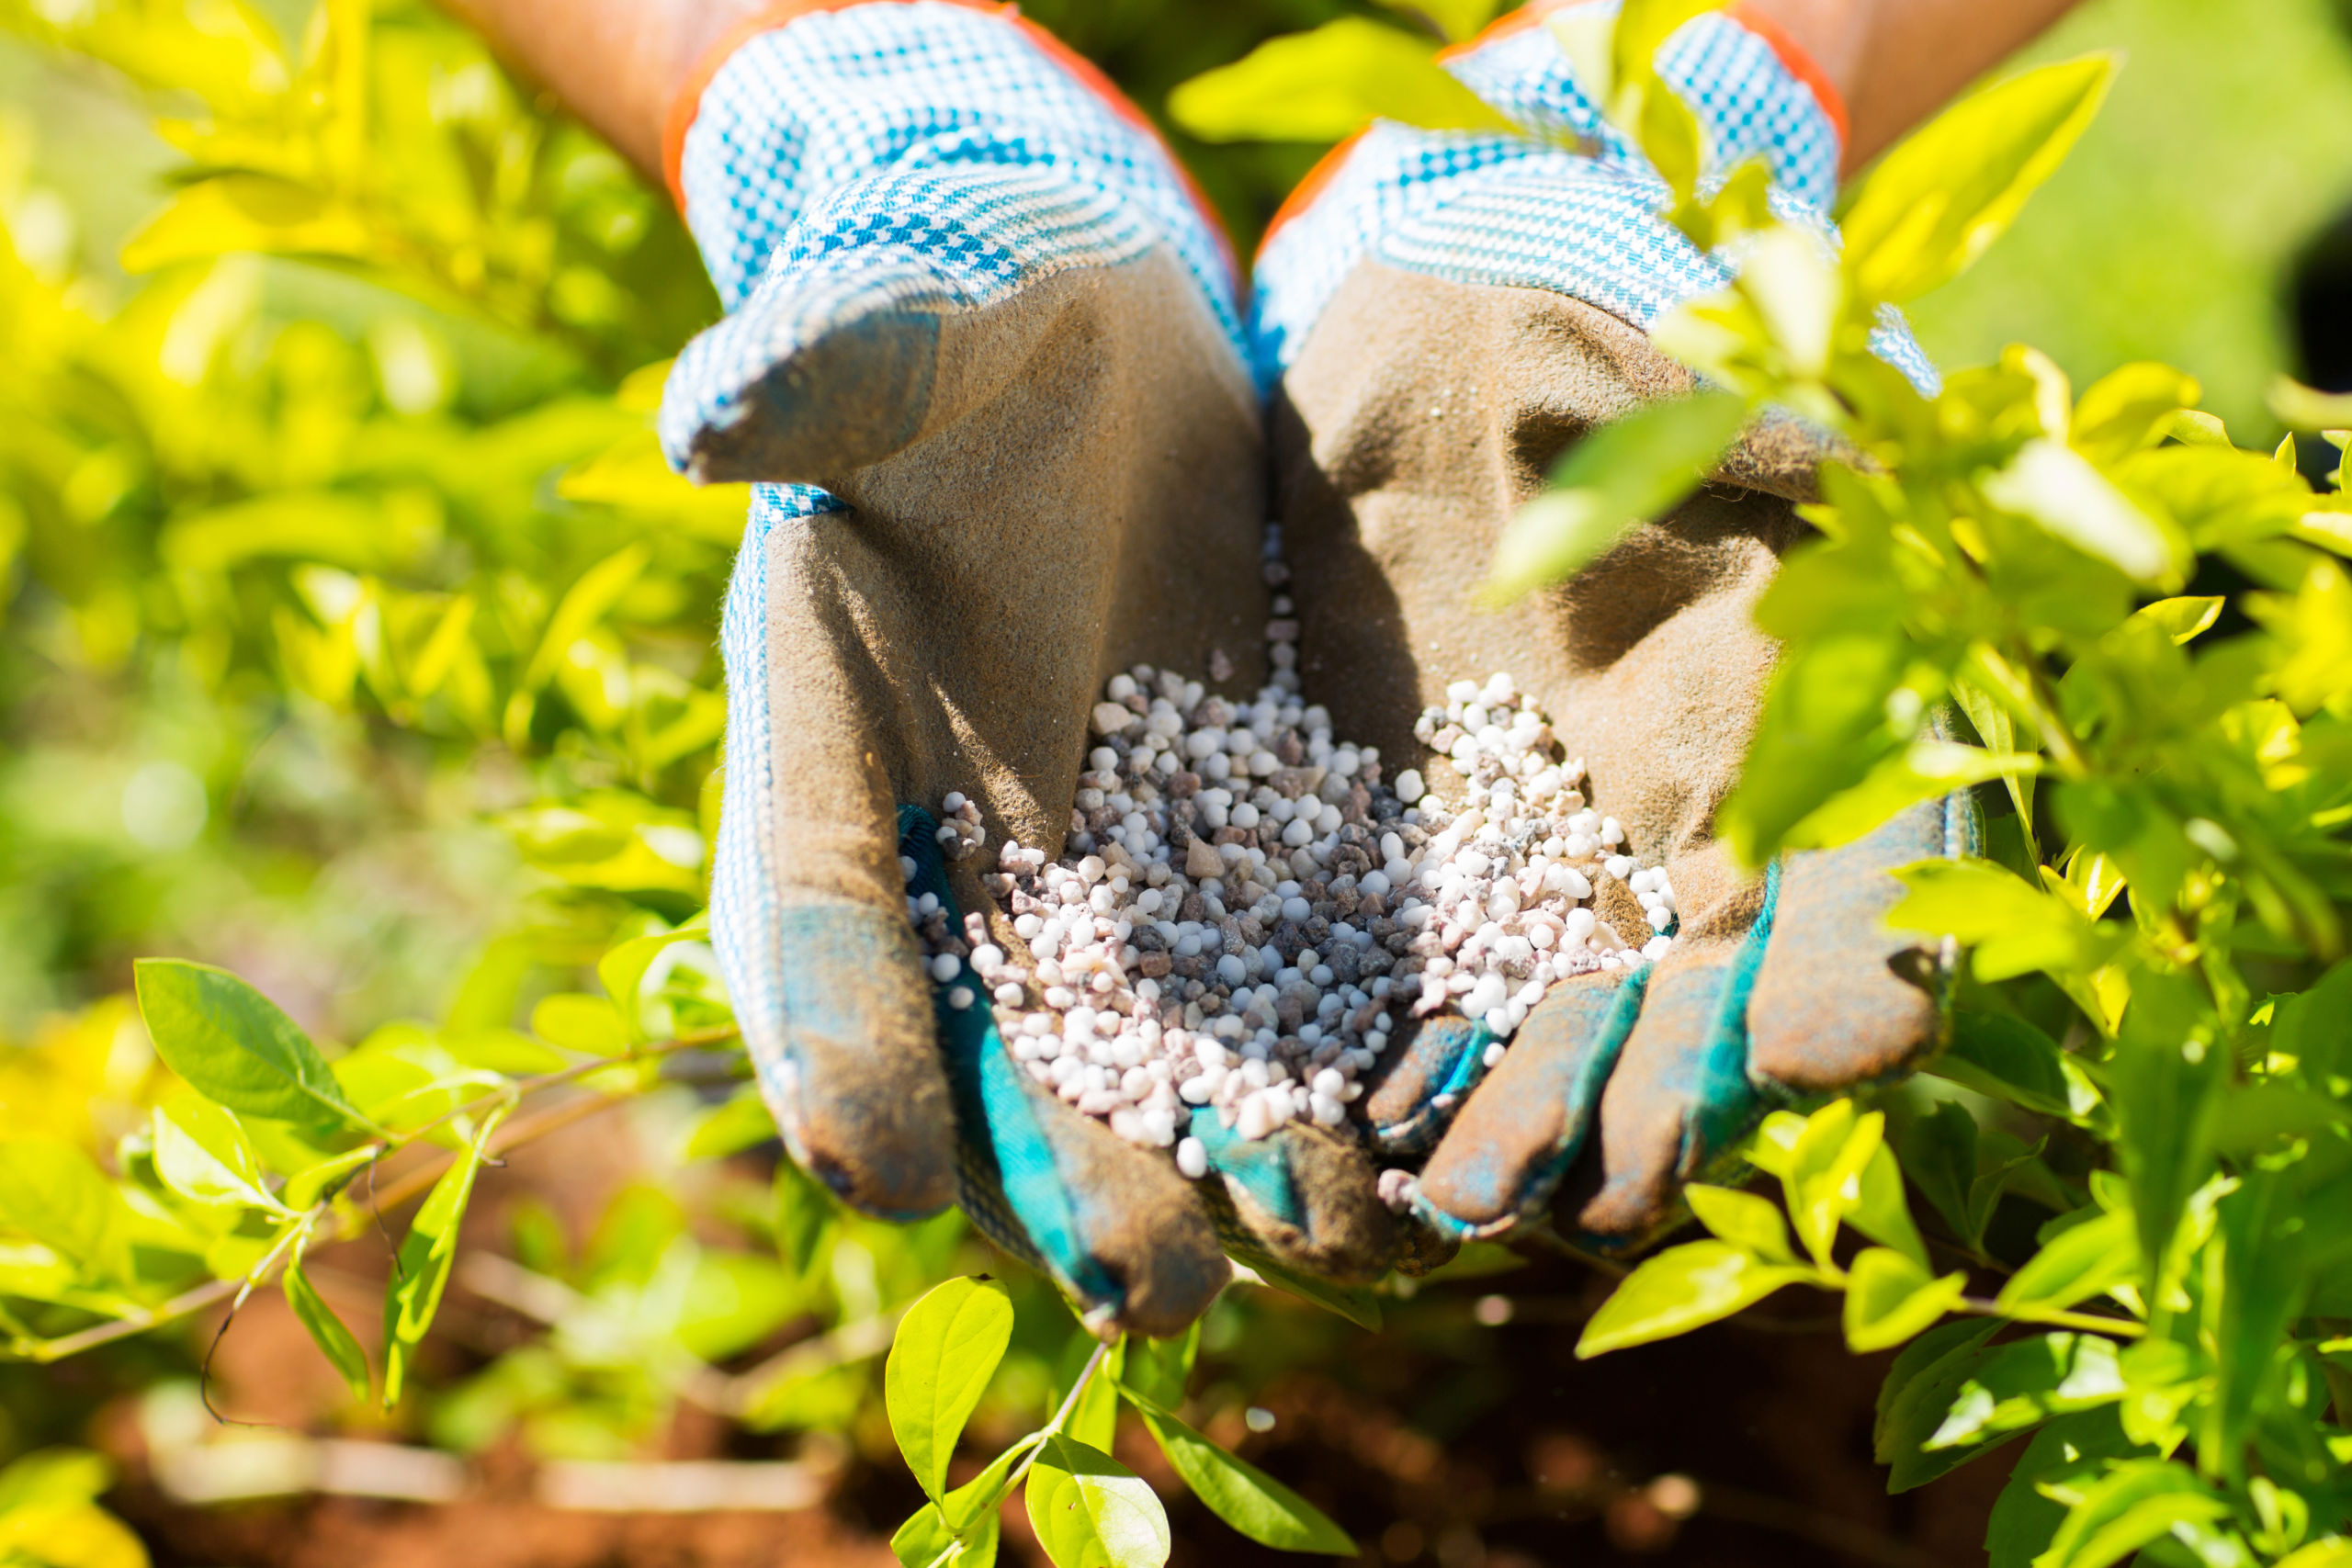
{"left": 103, "top": 1251, "right": 2003, "bottom": 1568}
{"left": 91, "top": 1115, "right": 2007, "bottom": 1568}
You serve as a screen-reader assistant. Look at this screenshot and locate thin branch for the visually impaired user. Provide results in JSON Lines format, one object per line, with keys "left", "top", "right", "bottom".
{"left": 399, "top": 1024, "right": 739, "bottom": 1150}
{"left": 22, "top": 1025, "right": 736, "bottom": 1364}
{"left": 1954, "top": 1296, "right": 2143, "bottom": 1338}
{"left": 1005, "top": 1339, "right": 1112, "bottom": 1494}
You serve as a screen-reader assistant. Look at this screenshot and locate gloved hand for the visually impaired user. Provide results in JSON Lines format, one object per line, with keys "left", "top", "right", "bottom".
{"left": 1254, "top": 1, "right": 1976, "bottom": 1249}
{"left": 664, "top": 0, "right": 1396, "bottom": 1333}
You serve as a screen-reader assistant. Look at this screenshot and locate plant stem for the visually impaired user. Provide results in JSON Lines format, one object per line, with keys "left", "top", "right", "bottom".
{"left": 1954, "top": 1296, "right": 2144, "bottom": 1338}
{"left": 399, "top": 1024, "right": 738, "bottom": 1150}
{"left": 1004, "top": 1338, "right": 1113, "bottom": 1492}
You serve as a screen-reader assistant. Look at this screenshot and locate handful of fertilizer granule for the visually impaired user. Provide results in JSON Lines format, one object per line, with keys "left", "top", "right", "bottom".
{"left": 904, "top": 584, "right": 1677, "bottom": 1178}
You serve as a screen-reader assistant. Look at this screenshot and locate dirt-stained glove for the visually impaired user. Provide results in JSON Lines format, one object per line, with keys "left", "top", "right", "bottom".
{"left": 665, "top": 0, "right": 1395, "bottom": 1334}
{"left": 1253, "top": 1, "right": 1975, "bottom": 1249}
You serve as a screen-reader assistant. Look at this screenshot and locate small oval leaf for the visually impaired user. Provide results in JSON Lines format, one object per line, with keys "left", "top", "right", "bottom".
{"left": 885, "top": 1277, "right": 1015, "bottom": 1504}
{"left": 1023, "top": 1435, "right": 1170, "bottom": 1568}
{"left": 134, "top": 959, "right": 373, "bottom": 1135}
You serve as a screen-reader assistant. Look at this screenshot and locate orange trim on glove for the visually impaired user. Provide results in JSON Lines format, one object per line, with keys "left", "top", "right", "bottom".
{"left": 660, "top": 0, "right": 1238, "bottom": 286}
{"left": 1724, "top": 2, "right": 1849, "bottom": 151}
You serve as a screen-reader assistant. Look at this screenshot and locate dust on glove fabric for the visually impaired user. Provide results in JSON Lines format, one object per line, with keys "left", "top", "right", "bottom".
{"left": 667, "top": 0, "right": 1396, "bottom": 1334}
{"left": 1253, "top": 0, "right": 1973, "bottom": 1249}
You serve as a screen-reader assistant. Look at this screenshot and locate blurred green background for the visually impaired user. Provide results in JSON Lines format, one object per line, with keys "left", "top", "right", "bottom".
{"left": 1903, "top": 0, "right": 2352, "bottom": 434}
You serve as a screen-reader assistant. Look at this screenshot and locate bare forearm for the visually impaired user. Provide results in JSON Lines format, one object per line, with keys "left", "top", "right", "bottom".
{"left": 1748, "top": 0, "right": 2089, "bottom": 170}
{"left": 434, "top": 0, "right": 763, "bottom": 180}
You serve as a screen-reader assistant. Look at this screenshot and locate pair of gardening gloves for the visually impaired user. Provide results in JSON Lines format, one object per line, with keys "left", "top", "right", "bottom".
{"left": 664, "top": 0, "right": 1970, "bottom": 1336}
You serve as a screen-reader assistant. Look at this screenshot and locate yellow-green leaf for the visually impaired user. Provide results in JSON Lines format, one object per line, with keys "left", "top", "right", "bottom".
{"left": 284, "top": 1257, "right": 370, "bottom": 1402}
{"left": 1577, "top": 1241, "right": 1813, "bottom": 1357}
{"left": 1167, "top": 18, "right": 1516, "bottom": 144}
{"left": 121, "top": 175, "right": 371, "bottom": 273}
{"left": 1841, "top": 1247, "right": 1966, "bottom": 1353}
{"left": 1839, "top": 56, "right": 2115, "bottom": 304}
{"left": 885, "top": 1277, "right": 1016, "bottom": 1504}
{"left": 1484, "top": 391, "right": 1749, "bottom": 603}
{"left": 1023, "top": 1434, "right": 1170, "bottom": 1568}
{"left": 383, "top": 1105, "right": 506, "bottom": 1405}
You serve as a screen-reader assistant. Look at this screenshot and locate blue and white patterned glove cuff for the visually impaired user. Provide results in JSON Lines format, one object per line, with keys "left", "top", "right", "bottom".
{"left": 657, "top": 0, "right": 1248, "bottom": 478}
{"left": 1250, "top": 0, "right": 1936, "bottom": 390}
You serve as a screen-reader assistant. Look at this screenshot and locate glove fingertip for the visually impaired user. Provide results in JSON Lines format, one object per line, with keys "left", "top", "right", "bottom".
{"left": 762, "top": 903, "right": 961, "bottom": 1221}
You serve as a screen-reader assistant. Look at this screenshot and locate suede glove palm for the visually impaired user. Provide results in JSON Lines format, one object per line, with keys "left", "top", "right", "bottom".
{"left": 668, "top": 0, "right": 1396, "bottom": 1334}
{"left": 1255, "top": 1, "right": 1975, "bottom": 1248}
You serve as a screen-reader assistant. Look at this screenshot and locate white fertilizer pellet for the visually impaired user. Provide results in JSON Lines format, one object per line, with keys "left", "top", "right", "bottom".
{"left": 908, "top": 536, "right": 1676, "bottom": 1161}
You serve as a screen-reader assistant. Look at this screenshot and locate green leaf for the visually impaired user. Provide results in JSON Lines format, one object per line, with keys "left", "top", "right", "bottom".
{"left": 1736, "top": 225, "right": 1841, "bottom": 377}
{"left": 1068, "top": 1339, "right": 1123, "bottom": 1455}
{"left": 1841, "top": 1247, "right": 1967, "bottom": 1353}
{"left": 284, "top": 1256, "right": 370, "bottom": 1403}
{"left": 1873, "top": 1318, "right": 2000, "bottom": 1490}
{"left": 2108, "top": 974, "right": 2226, "bottom": 1291}
{"left": 1781, "top": 1100, "right": 1883, "bottom": 1267}
{"left": 282, "top": 1145, "right": 383, "bottom": 1212}
{"left": 1740, "top": 1110, "right": 1808, "bottom": 1178}
{"left": 528, "top": 993, "right": 628, "bottom": 1057}
{"left": 151, "top": 1099, "right": 283, "bottom": 1213}
{"left": 1165, "top": 18, "right": 1516, "bottom": 143}
{"left": 120, "top": 174, "right": 371, "bottom": 272}
{"left": 944, "top": 1433, "right": 1045, "bottom": 1534}
{"left": 1783, "top": 740, "right": 2040, "bottom": 853}
{"left": 2071, "top": 363, "right": 2203, "bottom": 466}
{"left": 0, "top": 1140, "right": 119, "bottom": 1274}
{"left": 2277, "top": 1543, "right": 2352, "bottom": 1568}
{"left": 1121, "top": 1324, "right": 1198, "bottom": 1413}
{"left": 1927, "top": 1333, "right": 2127, "bottom": 1451}
{"left": 2036, "top": 1460, "right": 2225, "bottom": 1568}
{"left": 2204, "top": 1170, "right": 2309, "bottom": 1462}
{"left": 1995, "top": 1207, "right": 2139, "bottom": 1316}
{"left": 1952, "top": 678, "right": 2036, "bottom": 848}
{"left": 1887, "top": 860, "right": 2115, "bottom": 983}
{"left": 891, "top": 1504, "right": 958, "bottom": 1568}
{"left": 1847, "top": 1145, "right": 1932, "bottom": 1272}
{"left": 885, "top": 1276, "right": 1016, "bottom": 1503}
{"left": 1895, "top": 1101, "right": 1982, "bottom": 1247}
{"left": 1136, "top": 1404, "right": 1354, "bottom": 1554}
{"left": 382, "top": 1105, "right": 506, "bottom": 1405}
{"left": 0, "top": 1448, "right": 117, "bottom": 1513}
{"left": 2268, "top": 377, "right": 2352, "bottom": 432}
{"left": 522, "top": 545, "right": 648, "bottom": 694}
{"left": 1981, "top": 438, "right": 2185, "bottom": 586}
{"left": 2267, "top": 959, "right": 2352, "bottom": 1083}
{"left": 1576, "top": 1241, "right": 1814, "bottom": 1357}
{"left": 438, "top": 1027, "right": 571, "bottom": 1077}
{"left": 1483, "top": 392, "right": 1750, "bottom": 603}
{"left": 894, "top": 1493, "right": 1002, "bottom": 1568}
{"left": 597, "top": 918, "right": 706, "bottom": 1040}
{"left": 1023, "top": 1435, "right": 1170, "bottom": 1568}
{"left": 684, "top": 1087, "right": 778, "bottom": 1162}
{"left": 1682, "top": 1183, "right": 1796, "bottom": 1262}
{"left": 1984, "top": 1411, "right": 2136, "bottom": 1568}
{"left": 1930, "top": 1011, "right": 2100, "bottom": 1125}
{"left": 774, "top": 1156, "right": 838, "bottom": 1280}
{"left": 1839, "top": 55, "right": 2116, "bottom": 303}
{"left": 2131, "top": 594, "right": 2225, "bottom": 645}
{"left": 135, "top": 960, "right": 375, "bottom": 1136}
